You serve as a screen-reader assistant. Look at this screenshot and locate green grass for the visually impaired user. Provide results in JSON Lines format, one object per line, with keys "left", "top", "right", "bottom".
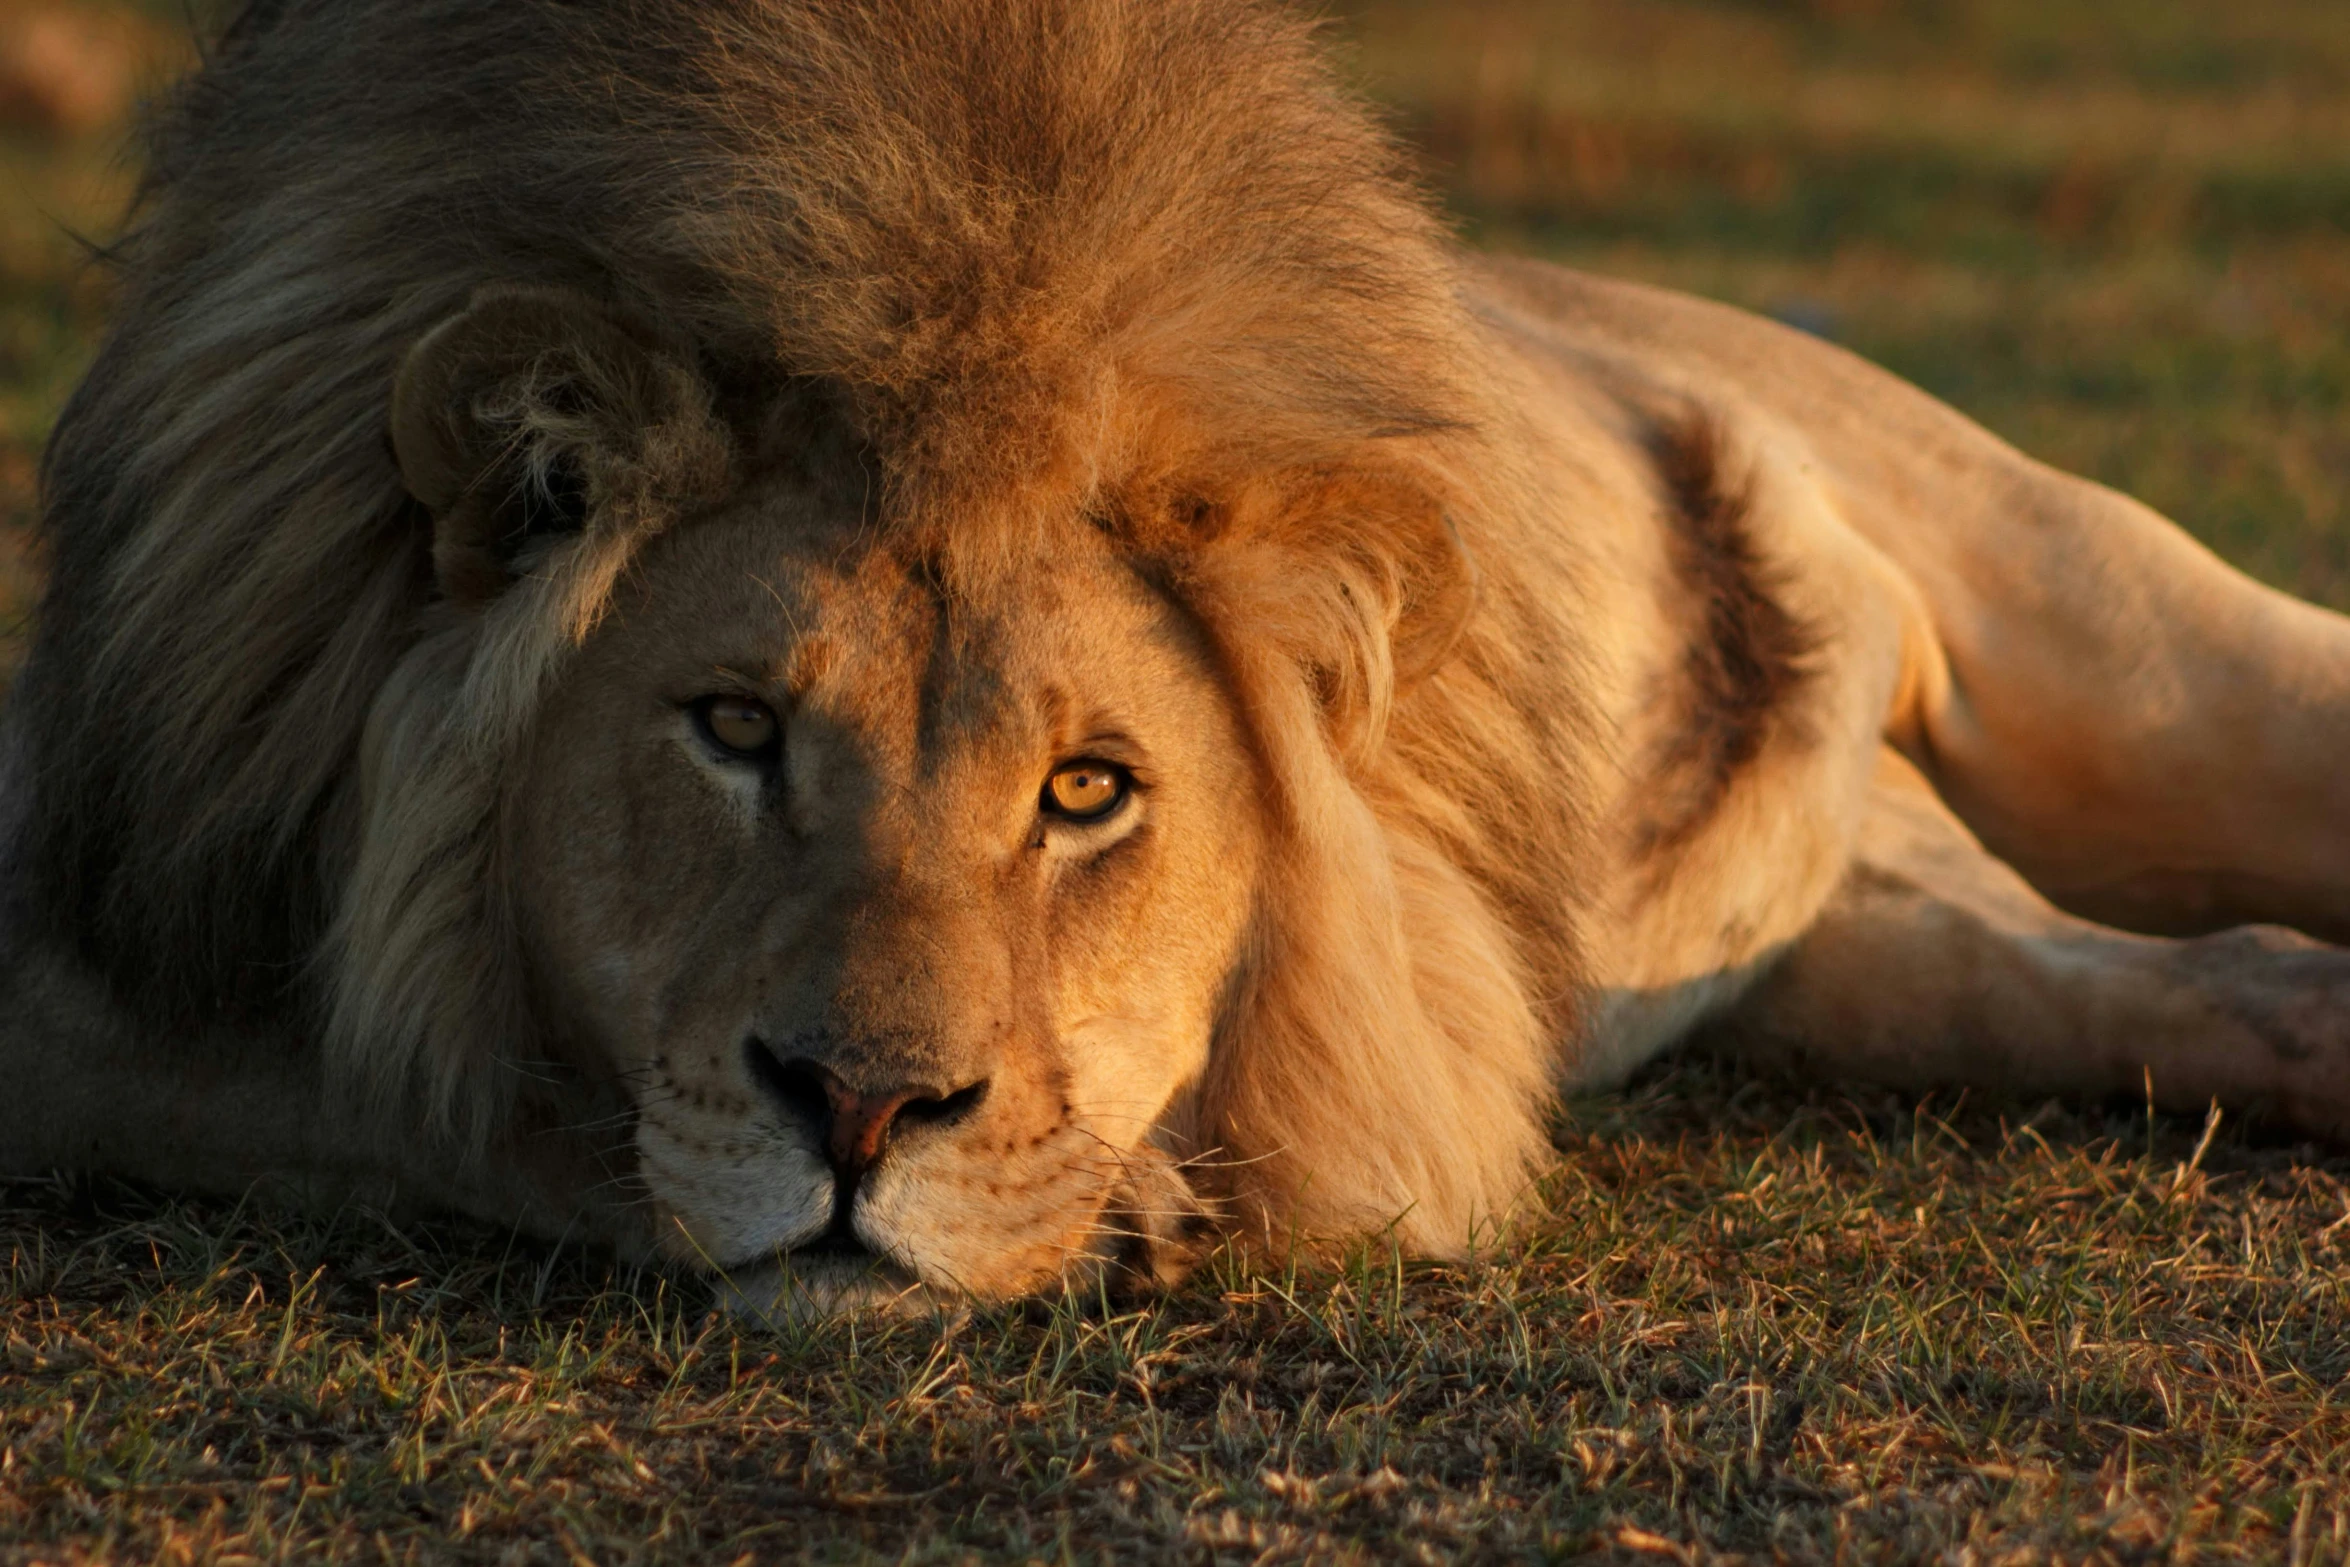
{"left": 8, "top": 1066, "right": 2349, "bottom": 1561}
{"left": 7, "top": 0, "right": 2350, "bottom": 1560}
{"left": 1348, "top": 0, "right": 2350, "bottom": 606}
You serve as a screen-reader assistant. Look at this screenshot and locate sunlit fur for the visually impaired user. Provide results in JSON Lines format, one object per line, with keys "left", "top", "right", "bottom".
{"left": 21, "top": 0, "right": 2350, "bottom": 1308}
{"left": 15, "top": 0, "right": 1592, "bottom": 1290}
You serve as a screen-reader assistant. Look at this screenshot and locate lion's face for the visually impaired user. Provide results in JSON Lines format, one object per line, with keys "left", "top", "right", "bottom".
{"left": 510, "top": 486, "right": 1262, "bottom": 1309}
{"left": 375, "top": 287, "right": 1534, "bottom": 1308}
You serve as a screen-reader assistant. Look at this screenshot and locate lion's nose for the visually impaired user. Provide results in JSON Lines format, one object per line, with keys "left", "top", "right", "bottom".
{"left": 749, "top": 1046, "right": 988, "bottom": 1180}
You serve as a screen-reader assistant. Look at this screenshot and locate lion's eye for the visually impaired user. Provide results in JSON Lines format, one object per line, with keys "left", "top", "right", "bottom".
{"left": 1042, "top": 761, "right": 1129, "bottom": 822}
{"left": 694, "top": 695, "right": 780, "bottom": 758}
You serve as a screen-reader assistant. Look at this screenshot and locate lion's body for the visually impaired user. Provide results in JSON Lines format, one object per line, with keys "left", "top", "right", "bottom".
{"left": 6, "top": 0, "right": 2350, "bottom": 1310}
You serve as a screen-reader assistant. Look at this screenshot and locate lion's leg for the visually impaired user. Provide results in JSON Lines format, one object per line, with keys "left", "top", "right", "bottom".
{"left": 0, "top": 945, "right": 647, "bottom": 1247}
{"left": 1868, "top": 446, "right": 2350, "bottom": 944}
{"left": 1721, "top": 748, "right": 2350, "bottom": 1136}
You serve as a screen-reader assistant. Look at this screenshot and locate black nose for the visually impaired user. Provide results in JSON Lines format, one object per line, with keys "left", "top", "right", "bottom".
{"left": 746, "top": 1043, "right": 988, "bottom": 1180}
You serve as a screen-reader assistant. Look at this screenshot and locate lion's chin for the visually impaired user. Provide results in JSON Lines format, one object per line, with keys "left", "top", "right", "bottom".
{"left": 716, "top": 1248, "right": 960, "bottom": 1328}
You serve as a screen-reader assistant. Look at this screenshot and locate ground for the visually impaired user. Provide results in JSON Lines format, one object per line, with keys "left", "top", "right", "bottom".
{"left": 4, "top": 0, "right": 2349, "bottom": 1561}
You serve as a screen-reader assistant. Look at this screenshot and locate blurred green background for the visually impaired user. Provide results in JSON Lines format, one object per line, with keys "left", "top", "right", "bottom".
{"left": 2, "top": 0, "right": 2346, "bottom": 664}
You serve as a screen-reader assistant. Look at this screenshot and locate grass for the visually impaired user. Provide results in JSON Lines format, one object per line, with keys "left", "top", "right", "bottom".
{"left": 1351, "top": 0, "right": 2350, "bottom": 606}
{"left": 8, "top": 1068, "right": 2349, "bottom": 1561}
{"left": 5, "top": 0, "right": 2350, "bottom": 1560}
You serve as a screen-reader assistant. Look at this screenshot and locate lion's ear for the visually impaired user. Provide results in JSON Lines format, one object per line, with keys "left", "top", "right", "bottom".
{"left": 1369, "top": 485, "right": 1477, "bottom": 689}
{"left": 391, "top": 287, "right": 731, "bottom": 604}
{"left": 1170, "top": 466, "right": 1478, "bottom": 756}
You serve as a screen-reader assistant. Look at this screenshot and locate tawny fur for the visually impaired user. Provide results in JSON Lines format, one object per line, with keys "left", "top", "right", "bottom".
{"left": 14, "top": 0, "right": 2350, "bottom": 1312}
{"left": 15, "top": 0, "right": 1588, "bottom": 1267}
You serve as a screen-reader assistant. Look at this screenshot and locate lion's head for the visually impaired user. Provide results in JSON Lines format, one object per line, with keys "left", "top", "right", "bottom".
{"left": 20, "top": 0, "right": 1594, "bottom": 1308}
{"left": 376, "top": 290, "right": 1270, "bottom": 1306}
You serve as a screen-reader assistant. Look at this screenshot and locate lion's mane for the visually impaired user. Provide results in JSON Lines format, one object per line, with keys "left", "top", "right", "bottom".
{"left": 19, "top": 0, "right": 1596, "bottom": 1250}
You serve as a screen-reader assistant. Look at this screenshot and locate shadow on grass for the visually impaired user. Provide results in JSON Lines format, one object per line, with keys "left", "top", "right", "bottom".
{"left": 7, "top": 1056, "right": 2346, "bottom": 1563}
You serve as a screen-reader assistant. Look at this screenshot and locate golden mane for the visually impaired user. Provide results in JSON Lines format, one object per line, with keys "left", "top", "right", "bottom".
{"left": 21, "top": 0, "right": 1596, "bottom": 1246}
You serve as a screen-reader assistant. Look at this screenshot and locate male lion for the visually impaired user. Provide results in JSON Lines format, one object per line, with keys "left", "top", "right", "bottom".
{"left": 4, "top": 0, "right": 2347, "bottom": 1316}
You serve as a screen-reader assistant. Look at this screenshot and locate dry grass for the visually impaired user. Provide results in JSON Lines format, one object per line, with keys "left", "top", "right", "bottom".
{"left": 5, "top": 0, "right": 2350, "bottom": 1561}
{"left": 8, "top": 1066, "right": 2348, "bottom": 1562}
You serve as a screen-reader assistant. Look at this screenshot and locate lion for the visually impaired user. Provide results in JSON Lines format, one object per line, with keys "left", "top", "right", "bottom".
{"left": 4, "top": 0, "right": 2348, "bottom": 1317}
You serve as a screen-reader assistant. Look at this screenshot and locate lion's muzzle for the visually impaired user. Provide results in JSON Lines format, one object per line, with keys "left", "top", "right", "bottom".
{"left": 743, "top": 1038, "right": 989, "bottom": 1222}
